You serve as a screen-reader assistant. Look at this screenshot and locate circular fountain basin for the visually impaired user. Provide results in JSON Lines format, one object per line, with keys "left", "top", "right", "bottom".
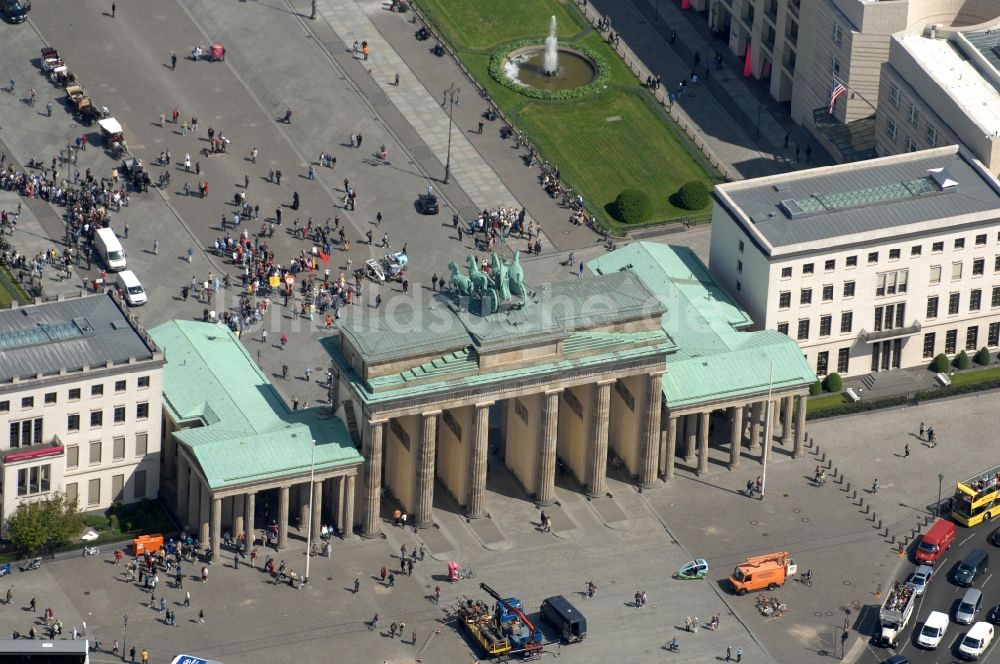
{"left": 502, "top": 46, "right": 597, "bottom": 92}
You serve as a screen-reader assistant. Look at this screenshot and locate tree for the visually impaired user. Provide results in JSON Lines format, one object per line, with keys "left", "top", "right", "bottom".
{"left": 955, "top": 350, "right": 970, "bottom": 370}
{"left": 931, "top": 353, "right": 950, "bottom": 373}
{"left": 6, "top": 493, "right": 84, "bottom": 555}
{"left": 672, "top": 180, "right": 710, "bottom": 211}
{"left": 612, "top": 189, "right": 653, "bottom": 225}
{"left": 809, "top": 380, "right": 823, "bottom": 396}
{"left": 975, "top": 346, "right": 992, "bottom": 366}
{"left": 823, "top": 373, "right": 843, "bottom": 392}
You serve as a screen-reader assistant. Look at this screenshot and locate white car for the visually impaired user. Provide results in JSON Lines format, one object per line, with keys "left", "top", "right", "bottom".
{"left": 917, "top": 611, "right": 949, "bottom": 649}
{"left": 959, "top": 621, "right": 994, "bottom": 660}
{"left": 906, "top": 564, "right": 934, "bottom": 596}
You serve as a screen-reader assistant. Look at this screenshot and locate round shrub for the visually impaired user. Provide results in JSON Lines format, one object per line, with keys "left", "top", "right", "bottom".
{"left": 975, "top": 346, "right": 992, "bottom": 366}
{"left": 612, "top": 189, "right": 653, "bottom": 225}
{"left": 674, "top": 180, "right": 710, "bottom": 211}
{"left": 809, "top": 380, "right": 823, "bottom": 396}
{"left": 823, "top": 373, "right": 843, "bottom": 393}
{"left": 931, "top": 353, "right": 950, "bottom": 373}
{"left": 955, "top": 350, "right": 970, "bottom": 370}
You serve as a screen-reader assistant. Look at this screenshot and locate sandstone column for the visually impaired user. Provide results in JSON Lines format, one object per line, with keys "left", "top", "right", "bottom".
{"left": 415, "top": 411, "right": 440, "bottom": 528}
{"left": 781, "top": 395, "right": 793, "bottom": 446}
{"left": 198, "top": 485, "right": 210, "bottom": 546}
{"left": 233, "top": 494, "right": 245, "bottom": 541}
{"left": 311, "top": 478, "right": 323, "bottom": 539}
{"left": 763, "top": 401, "right": 775, "bottom": 462}
{"left": 176, "top": 454, "right": 189, "bottom": 525}
{"left": 664, "top": 416, "right": 678, "bottom": 480}
{"left": 342, "top": 474, "right": 356, "bottom": 538}
{"left": 794, "top": 394, "right": 807, "bottom": 458}
{"left": 697, "top": 410, "right": 710, "bottom": 475}
{"left": 244, "top": 491, "right": 255, "bottom": 550}
{"left": 362, "top": 419, "right": 387, "bottom": 538}
{"left": 639, "top": 374, "right": 663, "bottom": 488}
{"left": 278, "top": 485, "right": 290, "bottom": 548}
{"left": 536, "top": 389, "right": 562, "bottom": 505}
{"left": 684, "top": 413, "right": 697, "bottom": 462}
{"left": 299, "top": 484, "right": 310, "bottom": 530}
{"left": 210, "top": 496, "right": 222, "bottom": 560}
{"left": 749, "top": 401, "right": 762, "bottom": 451}
{"left": 467, "top": 402, "right": 493, "bottom": 518}
{"left": 187, "top": 472, "right": 199, "bottom": 534}
{"left": 728, "top": 406, "right": 743, "bottom": 469}
{"left": 587, "top": 380, "right": 614, "bottom": 497}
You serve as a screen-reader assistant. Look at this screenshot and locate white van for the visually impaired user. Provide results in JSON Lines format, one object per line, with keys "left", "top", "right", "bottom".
{"left": 917, "top": 610, "right": 949, "bottom": 649}
{"left": 117, "top": 270, "right": 147, "bottom": 306}
{"left": 95, "top": 227, "right": 126, "bottom": 271}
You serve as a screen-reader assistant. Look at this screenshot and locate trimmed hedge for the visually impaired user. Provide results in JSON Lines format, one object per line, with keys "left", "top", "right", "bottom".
{"left": 975, "top": 346, "right": 992, "bottom": 366}
{"left": 823, "top": 373, "right": 843, "bottom": 392}
{"left": 955, "top": 350, "right": 970, "bottom": 369}
{"left": 808, "top": 380, "right": 823, "bottom": 396}
{"left": 673, "top": 180, "right": 710, "bottom": 211}
{"left": 612, "top": 189, "right": 653, "bottom": 225}
{"left": 489, "top": 41, "right": 610, "bottom": 100}
{"left": 931, "top": 353, "right": 950, "bottom": 373}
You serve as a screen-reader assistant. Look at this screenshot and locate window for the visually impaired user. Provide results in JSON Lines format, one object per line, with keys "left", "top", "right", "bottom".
{"left": 930, "top": 265, "right": 942, "bottom": 284}
{"left": 831, "top": 56, "right": 840, "bottom": 75}
{"left": 819, "top": 315, "right": 832, "bottom": 337}
{"left": 67, "top": 413, "right": 80, "bottom": 431}
{"left": 886, "top": 119, "right": 898, "bottom": 141}
{"left": 876, "top": 270, "right": 908, "bottom": 296}
{"left": 21, "top": 397, "right": 33, "bottom": 409}
{"left": 114, "top": 380, "right": 126, "bottom": 393}
{"left": 832, "top": 23, "right": 843, "bottom": 45}
{"left": 777, "top": 322, "right": 789, "bottom": 336}
{"left": 911, "top": 245, "right": 922, "bottom": 256}
{"left": 955, "top": 238, "right": 966, "bottom": 250}
{"left": 90, "top": 410, "right": 103, "bottom": 428}
{"left": 889, "top": 248, "right": 901, "bottom": 260}
{"left": 136, "top": 402, "right": 149, "bottom": 420}
{"left": 990, "top": 322, "right": 1000, "bottom": 347}
{"left": 907, "top": 104, "right": 918, "bottom": 126}
{"left": 996, "top": 256, "right": 1000, "bottom": 272}
{"left": 736, "top": 280, "right": 742, "bottom": 291}
{"left": 112, "top": 474, "right": 124, "bottom": 501}
{"left": 949, "top": 292, "right": 960, "bottom": 315}
{"left": 846, "top": 255, "right": 857, "bottom": 268}
{"left": 874, "top": 307, "right": 884, "bottom": 332}
{"left": 932, "top": 241, "right": 944, "bottom": 253}
{"left": 974, "top": 258, "right": 985, "bottom": 276}
{"left": 803, "top": 263, "right": 814, "bottom": 275}
{"left": 977, "top": 234, "right": 988, "bottom": 247}
{"left": 817, "top": 351, "right": 829, "bottom": 376}
{"left": 0, "top": 401, "right": 7, "bottom": 413}
{"left": 66, "top": 482, "right": 78, "bottom": 506}
{"left": 137, "top": 376, "right": 150, "bottom": 389}
{"left": 825, "top": 259, "right": 835, "bottom": 271}
{"left": 91, "top": 384, "right": 103, "bottom": 397}
{"left": 926, "top": 124, "right": 937, "bottom": 147}
{"left": 797, "top": 319, "right": 810, "bottom": 341}
{"left": 114, "top": 406, "right": 126, "bottom": 424}
{"left": 889, "top": 83, "right": 901, "bottom": 108}
{"left": 89, "top": 441, "right": 101, "bottom": 465}
{"left": 44, "top": 392, "right": 56, "bottom": 405}
{"left": 923, "top": 333, "right": 936, "bottom": 359}
{"left": 17, "top": 465, "right": 51, "bottom": 497}
{"left": 868, "top": 252, "right": 879, "bottom": 264}
{"left": 134, "top": 470, "right": 147, "bottom": 500}
{"left": 135, "top": 432, "right": 148, "bottom": 457}
{"left": 737, "top": 260, "right": 743, "bottom": 273}
{"left": 67, "top": 445, "right": 79, "bottom": 469}
{"left": 800, "top": 288, "right": 812, "bottom": 305}
{"left": 68, "top": 388, "right": 80, "bottom": 401}
{"left": 843, "top": 281, "right": 855, "bottom": 297}
{"left": 779, "top": 291, "right": 791, "bottom": 308}
{"left": 993, "top": 286, "right": 1000, "bottom": 308}
{"left": 88, "top": 478, "right": 100, "bottom": 506}
{"left": 906, "top": 137, "right": 918, "bottom": 153}
{"left": 8, "top": 418, "right": 43, "bottom": 448}
{"left": 840, "top": 311, "right": 853, "bottom": 333}
{"left": 946, "top": 329, "right": 958, "bottom": 354}
{"left": 952, "top": 261, "right": 963, "bottom": 280}
{"left": 739, "top": 240, "right": 745, "bottom": 253}
{"left": 926, "top": 296, "right": 939, "bottom": 319}
{"left": 113, "top": 436, "right": 125, "bottom": 461}
{"left": 967, "top": 326, "right": 979, "bottom": 351}
{"left": 781, "top": 266, "right": 792, "bottom": 278}
{"left": 970, "top": 289, "right": 982, "bottom": 312}
{"left": 837, "top": 348, "right": 850, "bottom": 373}
{"left": 822, "top": 285, "right": 834, "bottom": 301}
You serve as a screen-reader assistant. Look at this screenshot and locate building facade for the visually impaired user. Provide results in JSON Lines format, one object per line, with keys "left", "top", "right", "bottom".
{"left": 877, "top": 23, "right": 1000, "bottom": 174}
{"left": 710, "top": 145, "right": 1000, "bottom": 378}
{"left": 0, "top": 293, "right": 163, "bottom": 526}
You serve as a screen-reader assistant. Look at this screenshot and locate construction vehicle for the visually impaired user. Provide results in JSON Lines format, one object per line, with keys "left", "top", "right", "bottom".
{"left": 728, "top": 552, "right": 797, "bottom": 595}
{"left": 877, "top": 581, "right": 916, "bottom": 647}
{"left": 451, "top": 582, "right": 543, "bottom": 659}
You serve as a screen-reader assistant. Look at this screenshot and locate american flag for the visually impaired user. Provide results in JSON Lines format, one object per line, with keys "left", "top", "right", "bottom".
{"left": 828, "top": 77, "right": 847, "bottom": 113}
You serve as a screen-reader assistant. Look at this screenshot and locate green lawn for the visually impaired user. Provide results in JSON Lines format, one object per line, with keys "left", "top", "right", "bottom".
{"left": 0, "top": 266, "right": 29, "bottom": 308}
{"left": 950, "top": 365, "right": 1000, "bottom": 386}
{"left": 416, "top": 0, "right": 718, "bottom": 231}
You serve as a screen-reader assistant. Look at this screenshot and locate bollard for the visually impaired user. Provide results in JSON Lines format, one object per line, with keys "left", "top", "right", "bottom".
{"left": 834, "top": 467, "right": 838, "bottom": 478}
{"left": 877, "top": 519, "right": 882, "bottom": 529}
{"left": 846, "top": 482, "right": 851, "bottom": 493}
{"left": 889, "top": 534, "right": 895, "bottom": 544}
{"left": 826, "top": 459, "right": 833, "bottom": 469}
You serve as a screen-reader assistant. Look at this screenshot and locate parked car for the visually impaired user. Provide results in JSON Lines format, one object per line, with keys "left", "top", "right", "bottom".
{"left": 1, "top": 0, "right": 31, "bottom": 23}
{"left": 416, "top": 193, "right": 439, "bottom": 214}
{"left": 906, "top": 565, "right": 934, "bottom": 596}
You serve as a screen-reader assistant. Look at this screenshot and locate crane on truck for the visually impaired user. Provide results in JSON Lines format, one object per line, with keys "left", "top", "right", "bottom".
{"left": 479, "top": 583, "right": 544, "bottom": 659}
{"left": 729, "top": 551, "right": 797, "bottom": 595}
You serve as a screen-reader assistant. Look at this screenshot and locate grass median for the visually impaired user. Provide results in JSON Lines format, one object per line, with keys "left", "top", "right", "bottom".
{"left": 415, "top": 0, "right": 719, "bottom": 232}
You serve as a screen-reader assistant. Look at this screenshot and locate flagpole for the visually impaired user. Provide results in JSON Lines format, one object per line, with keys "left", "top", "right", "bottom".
{"left": 760, "top": 363, "right": 774, "bottom": 500}
{"left": 832, "top": 74, "right": 877, "bottom": 112}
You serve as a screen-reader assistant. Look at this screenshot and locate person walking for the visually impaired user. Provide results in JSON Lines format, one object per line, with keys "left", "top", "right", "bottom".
{"left": 376, "top": 211, "right": 382, "bottom": 226}
{"left": 904, "top": 443, "right": 910, "bottom": 458}
{"left": 919, "top": 422, "right": 925, "bottom": 439}
{"left": 198, "top": 609, "right": 205, "bottom": 623}
{"left": 872, "top": 478, "right": 879, "bottom": 494}
{"left": 736, "top": 647, "right": 743, "bottom": 662}
{"left": 354, "top": 577, "right": 360, "bottom": 593}
{"left": 928, "top": 426, "right": 936, "bottom": 447}
{"left": 111, "top": 2, "right": 116, "bottom": 17}
{"left": 171, "top": 52, "right": 177, "bottom": 70}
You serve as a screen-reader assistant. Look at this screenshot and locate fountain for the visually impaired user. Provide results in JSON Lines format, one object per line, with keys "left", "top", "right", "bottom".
{"left": 543, "top": 15, "right": 559, "bottom": 75}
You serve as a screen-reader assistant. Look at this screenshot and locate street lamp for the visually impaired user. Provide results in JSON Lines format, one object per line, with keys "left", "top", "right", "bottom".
{"left": 443, "top": 84, "right": 460, "bottom": 184}
{"left": 122, "top": 612, "right": 128, "bottom": 661}
{"left": 938, "top": 472, "right": 944, "bottom": 516}
{"left": 303, "top": 440, "right": 317, "bottom": 585}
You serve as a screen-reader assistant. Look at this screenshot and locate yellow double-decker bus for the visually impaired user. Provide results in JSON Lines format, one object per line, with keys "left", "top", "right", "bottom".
{"left": 952, "top": 464, "right": 1000, "bottom": 526}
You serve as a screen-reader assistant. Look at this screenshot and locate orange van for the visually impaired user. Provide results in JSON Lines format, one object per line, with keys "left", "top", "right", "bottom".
{"left": 915, "top": 518, "right": 955, "bottom": 564}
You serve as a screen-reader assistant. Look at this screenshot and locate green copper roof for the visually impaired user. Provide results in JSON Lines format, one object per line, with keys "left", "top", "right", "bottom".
{"left": 149, "top": 321, "right": 361, "bottom": 490}
{"left": 588, "top": 242, "right": 816, "bottom": 408}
